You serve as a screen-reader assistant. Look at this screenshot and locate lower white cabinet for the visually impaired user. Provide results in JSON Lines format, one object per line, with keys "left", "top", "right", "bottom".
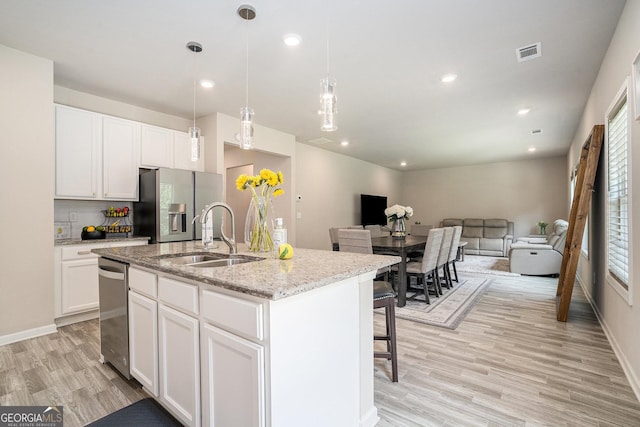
{"left": 159, "top": 303, "right": 201, "bottom": 427}
{"left": 201, "top": 322, "right": 265, "bottom": 427}
{"left": 55, "top": 240, "right": 147, "bottom": 322}
{"left": 128, "top": 290, "right": 158, "bottom": 396}
{"left": 61, "top": 257, "right": 99, "bottom": 314}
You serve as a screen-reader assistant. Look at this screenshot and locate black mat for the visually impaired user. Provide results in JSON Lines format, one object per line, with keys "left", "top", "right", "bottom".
{"left": 86, "top": 398, "right": 182, "bottom": 426}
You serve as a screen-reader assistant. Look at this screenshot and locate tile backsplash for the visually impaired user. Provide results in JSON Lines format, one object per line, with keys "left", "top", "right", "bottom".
{"left": 54, "top": 200, "right": 133, "bottom": 239}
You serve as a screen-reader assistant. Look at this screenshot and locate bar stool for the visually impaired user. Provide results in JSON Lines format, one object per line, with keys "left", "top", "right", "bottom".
{"left": 373, "top": 280, "right": 398, "bottom": 382}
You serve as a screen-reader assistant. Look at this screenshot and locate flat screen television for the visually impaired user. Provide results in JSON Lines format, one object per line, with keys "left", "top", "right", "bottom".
{"left": 360, "top": 194, "right": 387, "bottom": 226}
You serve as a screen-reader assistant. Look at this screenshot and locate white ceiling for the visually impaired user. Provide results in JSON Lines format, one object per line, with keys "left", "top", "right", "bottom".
{"left": 0, "top": 0, "right": 626, "bottom": 170}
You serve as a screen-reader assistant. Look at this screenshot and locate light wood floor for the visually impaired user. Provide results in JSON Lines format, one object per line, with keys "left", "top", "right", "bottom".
{"left": 1, "top": 272, "right": 639, "bottom": 426}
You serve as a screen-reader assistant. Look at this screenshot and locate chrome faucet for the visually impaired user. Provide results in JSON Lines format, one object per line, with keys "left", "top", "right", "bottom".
{"left": 200, "top": 202, "right": 237, "bottom": 254}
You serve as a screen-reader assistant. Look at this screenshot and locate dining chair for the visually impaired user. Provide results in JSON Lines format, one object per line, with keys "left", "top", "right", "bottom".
{"left": 330, "top": 226, "right": 365, "bottom": 251}
{"left": 436, "top": 227, "right": 455, "bottom": 291}
{"left": 364, "top": 224, "right": 383, "bottom": 238}
{"left": 446, "top": 225, "right": 463, "bottom": 283}
{"left": 405, "top": 227, "right": 445, "bottom": 304}
{"left": 337, "top": 228, "right": 398, "bottom": 382}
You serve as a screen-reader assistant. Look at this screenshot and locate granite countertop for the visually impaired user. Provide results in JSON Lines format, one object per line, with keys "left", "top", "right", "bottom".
{"left": 55, "top": 236, "right": 150, "bottom": 246}
{"left": 92, "top": 241, "right": 400, "bottom": 301}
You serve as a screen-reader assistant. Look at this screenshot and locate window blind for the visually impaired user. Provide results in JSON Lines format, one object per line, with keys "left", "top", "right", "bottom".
{"left": 607, "top": 98, "right": 629, "bottom": 288}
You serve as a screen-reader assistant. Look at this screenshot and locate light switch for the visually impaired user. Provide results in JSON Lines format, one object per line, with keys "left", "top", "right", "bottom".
{"left": 296, "top": 212, "right": 302, "bottom": 219}
{"left": 69, "top": 212, "right": 78, "bottom": 222}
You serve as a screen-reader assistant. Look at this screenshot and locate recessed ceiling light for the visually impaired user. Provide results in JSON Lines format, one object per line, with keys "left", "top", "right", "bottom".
{"left": 518, "top": 108, "right": 530, "bottom": 116}
{"left": 340, "top": 140, "right": 349, "bottom": 146}
{"left": 441, "top": 73, "right": 457, "bottom": 83}
{"left": 200, "top": 79, "right": 214, "bottom": 89}
{"left": 283, "top": 33, "right": 302, "bottom": 47}
{"left": 400, "top": 161, "right": 407, "bottom": 167}
{"left": 528, "top": 147, "right": 536, "bottom": 152}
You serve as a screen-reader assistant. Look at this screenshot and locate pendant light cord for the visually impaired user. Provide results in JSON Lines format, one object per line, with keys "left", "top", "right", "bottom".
{"left": 245, "top": 14, "right": 249, "bottom": 107}
{"left": 325, "top": 0, "right": 330, "bottom": 77}
{"left": 192, "top": 50, "right": 197, "bottom": 127}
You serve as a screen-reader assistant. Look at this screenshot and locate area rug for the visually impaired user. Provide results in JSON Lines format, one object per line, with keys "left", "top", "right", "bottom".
{"left": 87, "top": 398, "right": 181, "bottom": 426}
{"left": 387, "top": 277, "right": 492, "bottom": 329}
{"left": 456, "top": 255, "right": 521, "bottom": 277}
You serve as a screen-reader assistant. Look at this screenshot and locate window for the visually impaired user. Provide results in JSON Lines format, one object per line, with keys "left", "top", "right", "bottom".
{"left": 605, "top": 80, "right": 631, "bottom": 299}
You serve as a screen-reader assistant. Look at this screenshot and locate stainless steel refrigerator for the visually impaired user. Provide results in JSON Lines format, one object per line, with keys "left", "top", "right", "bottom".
{"left": 133, "top": 168, "right": 223, "bottom": 243}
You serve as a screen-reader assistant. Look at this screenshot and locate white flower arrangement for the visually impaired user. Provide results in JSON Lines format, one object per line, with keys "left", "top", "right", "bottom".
{"left": 384, "top": 204, "right": 413, "bottom": 221}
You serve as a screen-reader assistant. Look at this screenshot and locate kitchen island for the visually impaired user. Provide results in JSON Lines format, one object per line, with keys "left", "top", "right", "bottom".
{"left": 93, "top": 241, "right": 400, "bottom": 427}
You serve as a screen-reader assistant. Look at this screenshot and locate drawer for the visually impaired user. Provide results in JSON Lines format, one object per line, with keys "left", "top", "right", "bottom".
{"left": 201, "top": 290, "right": 264, "bottom": 341}
{"left": 158, "top": 276, "right": 198, "bottom": 316}
{"left": 61, "top": 244, "right": 105, "bottom": 260}
{"left": 129, "top": 267, "right": 157, "bottom": 298}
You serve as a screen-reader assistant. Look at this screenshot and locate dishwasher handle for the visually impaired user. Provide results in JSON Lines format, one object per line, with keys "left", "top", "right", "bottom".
{"left": 98, "top": 267, "right": 125, "bottom": 281}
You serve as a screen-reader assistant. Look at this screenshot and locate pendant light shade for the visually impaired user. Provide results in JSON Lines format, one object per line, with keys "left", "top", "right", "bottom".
{"left": 238, "top": 5, "right": 256, "bottom": 150}
{"left": 320, "top": 77, "right": 337, "bottom": 132}
{"left": 186, "top": 41, "right": 202, "bottom": 161}
{"left": 320, "top": 1, "right": 337, "bottom": 132}
{"left": 239, "top": 106, "right": 254, "bottom": 149}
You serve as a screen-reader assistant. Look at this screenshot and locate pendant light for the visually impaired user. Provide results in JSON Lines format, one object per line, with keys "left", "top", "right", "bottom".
{"left": 320, "top": 0, "right": 337, "bottom": 132}
{"left": 238, "top": 5, "right": 256, "bottom": 149}
{"left": 186, "top": 41, "right": 202, "bottom": 161}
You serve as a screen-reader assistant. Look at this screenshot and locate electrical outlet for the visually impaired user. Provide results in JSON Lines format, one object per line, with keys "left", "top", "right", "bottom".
{"left": 69, "top": 212, "right": 78, "bottom": 222}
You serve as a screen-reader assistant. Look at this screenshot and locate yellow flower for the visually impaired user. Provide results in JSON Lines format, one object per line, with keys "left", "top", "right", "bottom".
{"left": 273, "top": 188, "right": 284, "bottom": 197}
{"left": 251, "top": 175, "right": 261, "bottom": 187}
{"left": 236, "top": 174, "right": 249, "bottom": 190}
{"left": 260, "top": 169, "right": 271, "bottom": 181}
{"left": 277, "top": 171, "right": 284, "bottom": 184}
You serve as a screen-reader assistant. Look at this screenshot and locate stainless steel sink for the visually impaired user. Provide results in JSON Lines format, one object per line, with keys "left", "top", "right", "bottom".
{"left": 156, "top": 252, "right": 263, "bottom": 268}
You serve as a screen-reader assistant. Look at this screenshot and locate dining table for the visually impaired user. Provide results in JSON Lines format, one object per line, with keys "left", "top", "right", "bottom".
{"left": 371, "top": 234, "right": 427, "bottom": 307}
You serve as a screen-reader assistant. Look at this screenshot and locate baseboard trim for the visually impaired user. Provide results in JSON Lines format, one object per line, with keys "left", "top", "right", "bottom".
{"left": 576, "top": 276, "right": 640, "bottom": 402}
{"left": 54, "top": 309, "right": 99, "bottom": 327}
{"left": 0, "top": 323, "right": 58, "bottom": 346}
{"left": 360, "top": 407, "right": 379, "bottom": 427}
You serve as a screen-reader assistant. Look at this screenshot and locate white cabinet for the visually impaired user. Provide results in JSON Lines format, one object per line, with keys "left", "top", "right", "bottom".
{"left": 129, "top": 267, "right": 158, "bottom": 397}
{"left": 55, "top": 105, "right": 139, "bottom": 201}
{"left": 61, "top": 257, "right": 100, "bottom": 314}
{"left": 174, "top": 131, "right": 204, "bottom": 172}
{"left": 102, "top": 116, "right": 139, "bottom": 200}
{"left": 54, "top": 240, "right": 147, "bottom": 323}
{"left": 140, "top": 125, "right": 204, "bottom": 172}
{"left": 55, "top": 105, "right": 101, "bottom": 198}
{"left": 159, "top": 303, "right": 200, "bottom": 427}
{"left": 201, "top": 323, "right": 265, "bottom": 427}
{"left": 140, "top": 125, "right": 174, "bottom": 168}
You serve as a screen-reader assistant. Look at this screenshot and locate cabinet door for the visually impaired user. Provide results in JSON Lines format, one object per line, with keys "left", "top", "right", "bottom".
{"left": 103, "top": 116, "right": 139, "bottom": 200}
{"left": 140, "top": 124, "right": 174, "bottom": 168}
{"left": 159, "top": 304, "right": 200, "bottom": 427}
{"left": 55, "top": 105, "right": 101, "bottom": 198}
{"left": 129, "top": 291, "right": 158, "bottom": 396}
{"left": 174, "top": 131, "right": 204, "bottom": 172}
{"left": 61, "top": 258, "right": 99, "bottom": 314}
{"left": 201, "top": 323, "right": 265, "bottom": 427}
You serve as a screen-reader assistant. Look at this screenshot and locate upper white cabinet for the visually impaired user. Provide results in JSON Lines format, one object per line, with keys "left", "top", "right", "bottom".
{"left": 140, "top": 125, "right": 204, "bottom": 172}
{"left": 55, "top": 105, "right": 139, "bottom": 201}
{"left": 102, "top": 116, "right": 139, "bottom": 200}
{"left": 140, "top": 125, "right": 174, "bottom": 169}
{"left": 55, "top": 106, "right": 101, "bottom": 198}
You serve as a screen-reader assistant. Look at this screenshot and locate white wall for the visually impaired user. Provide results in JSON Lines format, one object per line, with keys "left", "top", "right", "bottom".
{"left": 294, "top": 143, "right": 404, "bottom": 250}
{"left": 567, "top": 0, "right": 640, "bottom": 399}
{"left": 401, "top": 156, "right": 568, "bottom": 239}
{"left": 0, "top": 45, "right": 55, "bottom": 338}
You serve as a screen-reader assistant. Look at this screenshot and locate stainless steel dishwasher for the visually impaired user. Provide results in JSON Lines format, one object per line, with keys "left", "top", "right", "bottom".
{"left": 98, "top": 257, "right": 131, "bottom": 379}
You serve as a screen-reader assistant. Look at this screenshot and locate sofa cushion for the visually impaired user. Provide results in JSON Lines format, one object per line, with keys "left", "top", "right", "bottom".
{"left": 463, "top": 218, "right": 484, "bottom": 238}
{"left": 484, "top": 218, "right": 508, "bottom": 238}
{"left": 442, "top": 218, "right": 463, "bottom": 227}
{"left": 480, "top": 237, "right": 503, "bottom": 252}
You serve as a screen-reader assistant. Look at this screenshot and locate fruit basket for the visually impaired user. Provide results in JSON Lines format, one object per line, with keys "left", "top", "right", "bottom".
{"left": 101, "top": 206, "right": 133, "bottom": 236}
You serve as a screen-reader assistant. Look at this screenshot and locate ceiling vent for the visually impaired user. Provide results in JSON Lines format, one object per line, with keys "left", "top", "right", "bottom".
{"left": 531, "top": 128, "right": 543, "bottom": 135}
{"left": 516, "top": 42, "right": 542, "bottom": 62}
{"left": 307, "top": 137, "right": 333, "bottom": 145}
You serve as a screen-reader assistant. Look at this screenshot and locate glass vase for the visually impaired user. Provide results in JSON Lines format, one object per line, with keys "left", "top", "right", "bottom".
{"left": 391, "top": 217, "right": 406, "bottom": 239}
{"left": 244, "top": 196, "right": 275, "bottom": 253}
